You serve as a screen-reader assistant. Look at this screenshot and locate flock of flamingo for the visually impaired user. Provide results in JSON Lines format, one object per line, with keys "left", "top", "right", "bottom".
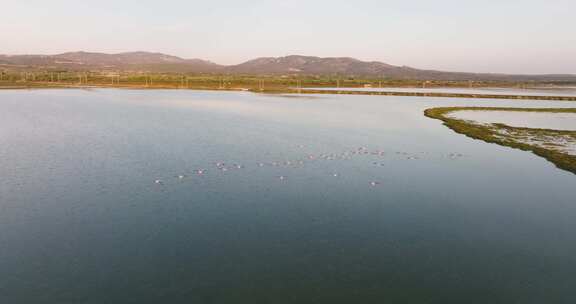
{"left": 152, "top": 146, "right": 466, "bottom": 189}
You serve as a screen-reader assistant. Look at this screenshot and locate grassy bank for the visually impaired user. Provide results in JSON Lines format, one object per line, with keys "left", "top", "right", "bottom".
{"left": 424, "top": 107, "right": 576, "bottom": 174}
{"left": 2, "top": 74, "right": 576, "bottom": 101}
{"left": 289, "top": 89, "right": 576, "bottom": 101}
{"left": 1, "top": 71, "right": 552, "bottom": 88}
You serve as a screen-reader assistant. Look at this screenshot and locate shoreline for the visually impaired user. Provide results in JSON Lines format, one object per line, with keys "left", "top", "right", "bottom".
{"left": 424, "top": 107, "right": 576, "bottom": 175}
{"left": 2, "top": 83, "right": 576, "bottom": 101}
{"left": 296, "top": 89, "right": 576, "bottom": 101}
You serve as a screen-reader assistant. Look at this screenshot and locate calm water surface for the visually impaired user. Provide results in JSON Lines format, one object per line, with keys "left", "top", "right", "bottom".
{"left": 0, "top": 89, "right": 575, "bottom": 304}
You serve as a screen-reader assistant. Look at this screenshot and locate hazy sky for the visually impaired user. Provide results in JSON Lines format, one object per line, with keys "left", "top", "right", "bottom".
{"left": 2, "top": 0, "right": 575, "bottom": 74}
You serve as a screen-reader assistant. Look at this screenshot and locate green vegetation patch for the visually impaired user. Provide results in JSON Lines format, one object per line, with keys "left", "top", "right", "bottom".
{"left": 3, "top": 71, "right": 576, "bottom": 101}
{"left": 424, "top": 107, "right": 576, "bottom": 175}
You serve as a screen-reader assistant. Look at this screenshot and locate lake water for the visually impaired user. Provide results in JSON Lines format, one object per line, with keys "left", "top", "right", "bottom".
{"left": 449, "top": 110, "right": 576, "bottom": 131}
{"left": 305, "top": 86, "right": 576, "bottom": 97}
{"left": 1, "top": 89, "right": 575, "bottom": 304}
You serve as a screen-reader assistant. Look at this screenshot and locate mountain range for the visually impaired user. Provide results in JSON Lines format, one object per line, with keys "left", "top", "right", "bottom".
{"left": 1, "top": 51, "right": 575, "bottom": 82}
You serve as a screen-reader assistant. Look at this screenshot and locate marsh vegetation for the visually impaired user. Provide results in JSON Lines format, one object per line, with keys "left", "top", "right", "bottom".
{"left": 3, "top": 71, "right": 576, "bottom": 101}
{"left": 425, "top": 107, "right": 576, "bottom": 174}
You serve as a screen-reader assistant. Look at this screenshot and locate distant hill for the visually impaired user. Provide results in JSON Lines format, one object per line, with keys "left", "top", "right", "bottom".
{"left": 1, "top": 51, "right": 575, "bottom": 82}
{"left": 0, "top": 51, "right": 222, "bottom": 73}
{"left": 227, "top": 55, "right": 576, "bottom": 82}
{"left": 227, "top": 55, "right": 397, "bottom": 75}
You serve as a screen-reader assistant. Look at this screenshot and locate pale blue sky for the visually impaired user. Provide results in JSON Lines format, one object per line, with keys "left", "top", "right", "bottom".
{"left": 2, "top": 0, "right": 574, "bottom": 74}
